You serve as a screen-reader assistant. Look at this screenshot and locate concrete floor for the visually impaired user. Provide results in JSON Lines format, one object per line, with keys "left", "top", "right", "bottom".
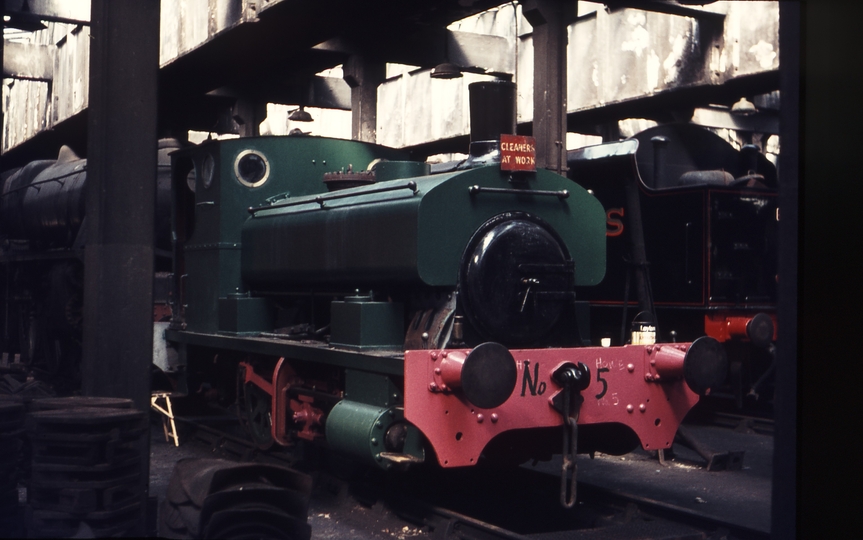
{"left": 148, "top": 413, "right": 772, "bottom": 538}
{"left": 148, "top": 419, "right": 428, "bottom": 540}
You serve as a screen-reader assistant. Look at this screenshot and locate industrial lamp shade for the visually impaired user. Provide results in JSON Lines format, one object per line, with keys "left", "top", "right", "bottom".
{"left": 4, "top": 12, "right": 47, "bottom": 32}
{"left": 731, "top": 97, "right": 757, "bottom": 117}
{"left": 430, "top": 62, "right": 463, "bottom": 79}
{"left": 4, "top": 0, "right": 48, "bottom": 32}
{"left": 288, "top": 107, "right": 314, "bottom": 122}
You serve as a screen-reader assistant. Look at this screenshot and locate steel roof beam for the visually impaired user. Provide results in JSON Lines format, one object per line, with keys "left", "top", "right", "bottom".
{"left": 604, "top": 0, "right": 726, "bottom": 22}
{"left": 2, "top": 41, "right": 54, "bottom": 81}
{"left": 3, "top": 0, "right": 90, "bottom": 25}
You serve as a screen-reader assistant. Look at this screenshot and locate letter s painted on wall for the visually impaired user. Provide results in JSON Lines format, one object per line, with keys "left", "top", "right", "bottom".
{"left": 606, "top": 208, "right": 625, "bottom": 237}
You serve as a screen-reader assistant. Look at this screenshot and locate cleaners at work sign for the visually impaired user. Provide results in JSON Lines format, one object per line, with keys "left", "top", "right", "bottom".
{"left": 500, "top": 134, "right": 537, "bottom": 172}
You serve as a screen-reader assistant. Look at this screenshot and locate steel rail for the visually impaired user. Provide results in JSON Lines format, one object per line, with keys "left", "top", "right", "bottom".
{"left": 575, "top": 481, "right": 771, "bottom": 540}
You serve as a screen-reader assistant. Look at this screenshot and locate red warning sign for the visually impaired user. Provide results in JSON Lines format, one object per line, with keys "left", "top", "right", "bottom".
{"left": 500, "top": 134, "right": 537, "bottom": 172}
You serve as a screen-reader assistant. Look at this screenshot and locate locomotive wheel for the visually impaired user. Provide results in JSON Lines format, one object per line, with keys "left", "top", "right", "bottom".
{"left": 64, "top": 295, "right": 83, "bottom": 336}
{"left": 45, "top": 339, "right": 61, "bottom": 376}
{"left": 243, "top": 382, "right": 275, "bottom": 450}
{"left": 17, "top": 311, "right": 36, "bottom": 367}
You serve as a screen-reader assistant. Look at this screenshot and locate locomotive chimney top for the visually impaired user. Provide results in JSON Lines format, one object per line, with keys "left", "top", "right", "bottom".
{"left": 460, "top": 81, "right": 517, "bottom": 170}
{"left": 469, "top": 80, "right": 516, "bottom": 142}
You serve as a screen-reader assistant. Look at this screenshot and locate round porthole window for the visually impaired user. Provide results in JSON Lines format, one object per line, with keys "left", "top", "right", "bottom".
{"left": 234, "top": 150, "right": 270, "bottom": 188}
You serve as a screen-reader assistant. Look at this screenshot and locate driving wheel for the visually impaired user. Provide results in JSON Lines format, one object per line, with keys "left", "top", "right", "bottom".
{"left": 243, "top": 381, "right": 275, "bottom": 450}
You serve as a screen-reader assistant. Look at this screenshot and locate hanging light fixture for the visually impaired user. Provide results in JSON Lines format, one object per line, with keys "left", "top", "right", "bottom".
{"left": 288, "top": 106, "right": 314, "bottom": 122}
{"left": 731, "top": 97, "right": 757, "bottom": 117}
{"left": 430, "top": 62, "right": 464, "bottom": 79}
{"left": 430, "top": 32, "right": 463, "bottom": 79}
{"left": 4, "top": 0, "right": 48, "bottom": 32}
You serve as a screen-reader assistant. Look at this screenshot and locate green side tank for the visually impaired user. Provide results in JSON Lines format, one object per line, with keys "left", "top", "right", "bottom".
{"left": 240, "top": 164, "right": 606, "bottom": 290}
{"left": 175, "top": 136, "right": 409, "bottom": 332}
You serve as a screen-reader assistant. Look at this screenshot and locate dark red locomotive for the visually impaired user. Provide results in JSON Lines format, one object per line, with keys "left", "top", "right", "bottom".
{"left": 568, "top": 123, "right": 778, "bottom": 408}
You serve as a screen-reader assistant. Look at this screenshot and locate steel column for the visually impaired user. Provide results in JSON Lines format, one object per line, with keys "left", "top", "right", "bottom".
{"left": 83, "top": 2, "right": 159, "bottom": 534}
{"left": 233, "top": 96, "right": 267, "bottom": 137}
{"left": 344, "top": 55, "right": 386, "bottom": 143}
{"left": 83, "top": 0, "right": 159, "bottom": 409}
{"left": 787, "top": 1, "right": 856, "bottom": 537}
{"left": 772, "top": 4, "right": 797, "bottom": 517}
{"left": 522, "top": 0, "right": 575, "bottom": 175}
{"left": 0, "top": 18, "right": 3, "bottom": 154}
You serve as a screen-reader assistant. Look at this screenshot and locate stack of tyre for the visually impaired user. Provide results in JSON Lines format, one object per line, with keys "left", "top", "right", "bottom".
{"left": 24, "top": 396, "right": 147, "bottom": 537}
{"left": 0, "top": 396, "right": 25, "bottom": 538}
{"left": 160, "top": 458, "right": 312, "bottom": 540}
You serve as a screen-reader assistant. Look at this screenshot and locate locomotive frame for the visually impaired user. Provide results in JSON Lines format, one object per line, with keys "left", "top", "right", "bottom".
{"left": 0, "top": 83, "right": 774, "bottom": 506}
{"left": 161, "top": 85, "right": 728, "bottom": 504}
